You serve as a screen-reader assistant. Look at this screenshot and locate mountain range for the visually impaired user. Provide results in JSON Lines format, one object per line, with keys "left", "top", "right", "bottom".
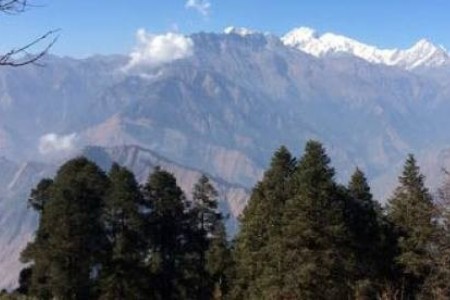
{"left": 2, "top": 26, "right": 450, "bottom": 288}
{"left": 281, "top": 27, "right": 450, "bottom": 69}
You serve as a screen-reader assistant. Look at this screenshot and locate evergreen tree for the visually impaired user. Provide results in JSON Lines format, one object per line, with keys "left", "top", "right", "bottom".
{"left": 98, "top": 163, "right": 147, "bottom": 300}
{"left": 347, "top": 169, "right": 380, "bottom": 279}
{"left": 206, "top": 219, "right": 231, "bottom": 300}
{"left": 279, "top": 140, "right": 353, "bottom": 299}
{"left": 142, "top": 167, "right": 192, "bottom": 300}
{"left": 191, "top": 175, "right": 230, "bottom": 299}
{"left": 417, "top": 168, "right": 450, "bottom": 298}
{"left": 22, "top": 157, "right": 108, "bottom": 300}
{"left": 192, "top": 175, "right": 220, "bottom": 235}
{"left": 232, "top": 146, "right": 295, "bottom": 299}
{"left": 347, "top": 168, "right": 396, "bottom": 298}
{"left": 387, "top": 154, "right": 437, "bottom": 298}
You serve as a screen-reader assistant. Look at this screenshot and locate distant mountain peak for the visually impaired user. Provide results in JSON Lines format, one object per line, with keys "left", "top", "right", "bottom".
{"left": 408, "top": 38, "right": 447, "bottom": 55}
{"left": 282, "top": 26, "right": 450, "bottom": 69}
{"left": 413, "top": 38, "right": 436, "bottom": 49}
{"left": 395, "top": 39, "right": 449, "bottom": 69}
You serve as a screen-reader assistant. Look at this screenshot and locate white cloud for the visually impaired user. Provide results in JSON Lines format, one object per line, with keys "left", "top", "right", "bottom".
{"left": 127, "top": 29, "right": 194, "bottom": 68}
{"left": 39, "top": 133, "right": 78, "bottom": 155}
{"left": 224, "top": 26, "right": 257, "bottom": 36}
{"left": 185, "top": 0, "right": 211, "bottom": 16}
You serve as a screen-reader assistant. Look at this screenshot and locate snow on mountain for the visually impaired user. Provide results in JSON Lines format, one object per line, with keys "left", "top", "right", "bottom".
{"left": 282, "top": 27, "right": 450, "bottom": 69}
{"left": 398, "top": 39, "right": 450, "bottom": 69}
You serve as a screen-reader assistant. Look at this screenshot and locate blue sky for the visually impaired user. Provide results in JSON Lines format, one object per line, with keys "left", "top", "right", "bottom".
{"left": 0, "top": 0, "right": 449, "bottom": 57}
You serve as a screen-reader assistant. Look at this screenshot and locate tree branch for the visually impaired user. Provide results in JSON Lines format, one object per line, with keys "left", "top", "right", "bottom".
{"left": 0, "top": 29, "right": 59, "bottom": 67}
{"left": 0, "top": 1, "right": 57, "bottom": 66}
{"left": 0, "top": 0, "right": 29, "bottom": 14}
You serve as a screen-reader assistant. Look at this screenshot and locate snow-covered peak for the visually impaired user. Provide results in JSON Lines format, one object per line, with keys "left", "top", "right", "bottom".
{"left": 282, "top": 27, "right": 399, "bottom": 64}
{"left": 409, "top": 39, "right": 448, "bottom": 60}
{"left": 282, "top": 27, "right": 450, "bottom": 70}
{"left": 224, "top": 26, "right": 257, "bottom": 37}
{"left": 397, "top": 39, "right": 449, "bottom": 69}
{"left": 413, "top": 39, "right": 438, "bottom": 51}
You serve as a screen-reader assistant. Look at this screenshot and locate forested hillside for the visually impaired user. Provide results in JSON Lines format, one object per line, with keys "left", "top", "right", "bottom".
{"left": 6, "top": 140, "right": 450, "bottom": 299}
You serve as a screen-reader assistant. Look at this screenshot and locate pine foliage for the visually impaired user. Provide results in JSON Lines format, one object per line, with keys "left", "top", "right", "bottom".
{"left": 22, "top": 157, "right": 108, "bottom": 300}
{"left": 18, "top": 142, "right": 450, "bottom": 299}
{"left": 279, "top": 141, "right": 352, "bottom": 299}
{"left": 232, "top": 146, "right": 295, "bottom": 299}
{"left": 98, "top": 163, "right": 146, "bottom": 299}
{"left": 387, "top": 154, "right": 438, "bottom": 297}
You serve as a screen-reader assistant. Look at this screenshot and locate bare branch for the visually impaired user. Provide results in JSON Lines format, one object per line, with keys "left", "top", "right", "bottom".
{"left": 0, "top": 29, "right": 59, "bottom": 67}
{"left": 0, "top": 1, "right": 57, "bottom": 67}
{"left": 0, "top": 0, "right": 45, "bottom": 14}
{"left": 0, "top": 0, "right": 29, "bottom": 14}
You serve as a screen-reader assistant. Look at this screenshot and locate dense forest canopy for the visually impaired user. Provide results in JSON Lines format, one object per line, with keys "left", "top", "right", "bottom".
{"left": 4, "top": 140, "right": 450, "bottom": 299}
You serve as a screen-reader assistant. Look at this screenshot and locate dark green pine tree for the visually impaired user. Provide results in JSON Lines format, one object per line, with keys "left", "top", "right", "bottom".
{"left": 424, "top": 171, "right": 450, "bottom": 298}
{"left": 232, "top": 146, "right": 296, "bottom": 299}
{"left": 192, "top": 175, "right": 220, "bottom": 242}
{"left": 205, "top": 219, "right": 231, "bottom": 300}
{"left": 279, "top": 140, "right": 353, "bottom": 299}
{"left": 191, "top": 175, "right": 230, "bottom": 300}
{"left": 23, "top": 157, "right": 108, "bottom": 300}
{"left": 347, "top": 168, "right": 395, "bottom": 298}
{"left": 98, "top": 163, "right": 147, "bottom": 300}
{"left": 142, "top": 167, "right": 192, "bottom": 300}
{"left": 387, "top": 154, "right": 437, "bottom": 298}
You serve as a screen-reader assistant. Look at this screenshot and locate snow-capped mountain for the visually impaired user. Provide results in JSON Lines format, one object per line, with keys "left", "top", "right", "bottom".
{"left": 282, "top": 27, "right": 450, "bottom": 69}
{"left": 3, "top": 28, "right": 450, "bottom": 288}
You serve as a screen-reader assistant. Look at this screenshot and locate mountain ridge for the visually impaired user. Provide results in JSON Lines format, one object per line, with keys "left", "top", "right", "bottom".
{"left": 282, "top": 26, "right": 450, "bottom": 69}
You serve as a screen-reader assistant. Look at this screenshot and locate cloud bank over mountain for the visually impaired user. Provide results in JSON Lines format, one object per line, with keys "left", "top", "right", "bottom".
{"left": 128, "top": 29, "right": 194, "bottom": 68}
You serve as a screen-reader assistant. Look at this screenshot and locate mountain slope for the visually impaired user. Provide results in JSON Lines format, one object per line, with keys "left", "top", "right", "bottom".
{"left": 0, "top": 159, "right": 53, "bottom": 290}
{"left": 1, "top": 31, "right": 450, "bottom": 195}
